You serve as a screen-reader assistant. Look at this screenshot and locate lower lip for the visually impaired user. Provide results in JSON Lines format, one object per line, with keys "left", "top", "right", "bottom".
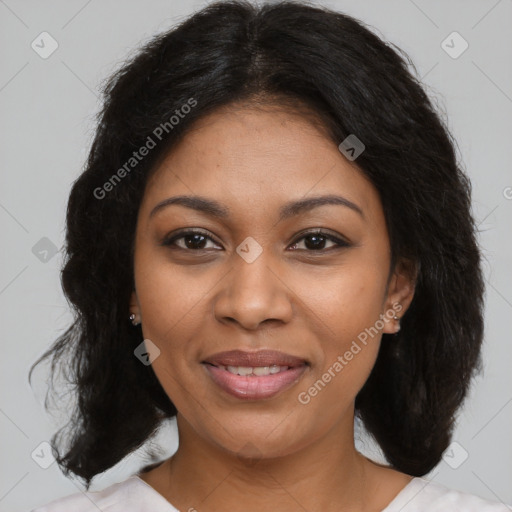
{"left": 203, "top": 364, "right": 308, "bottom": 400}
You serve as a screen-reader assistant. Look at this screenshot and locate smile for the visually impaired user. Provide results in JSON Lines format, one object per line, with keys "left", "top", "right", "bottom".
{"left": 202, "top": 362, "right": 308, "bottom": 400}
{"left": 217, "top": 364, "right": 291, "bottom": 376}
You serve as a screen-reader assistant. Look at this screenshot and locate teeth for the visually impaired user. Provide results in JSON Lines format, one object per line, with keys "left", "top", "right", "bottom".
{"left": 225, "top": 365, "right": 289, "bottom": 376}
{"left": 253, "top": 366, "right": 270, "bottom": 376}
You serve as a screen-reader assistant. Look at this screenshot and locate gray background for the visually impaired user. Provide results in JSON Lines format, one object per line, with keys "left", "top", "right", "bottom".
{"left": 1, "top": 0, "right": 511, "bottom": 510}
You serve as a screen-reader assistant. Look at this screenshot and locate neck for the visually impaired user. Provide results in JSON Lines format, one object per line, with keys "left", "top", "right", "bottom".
{"left": 158, "top": 412, "right": 378, "bottom": 512}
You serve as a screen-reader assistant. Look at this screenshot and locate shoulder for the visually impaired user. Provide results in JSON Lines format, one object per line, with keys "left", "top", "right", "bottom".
{"left": 29, "top": 475, "right": 177, "bottom": 512}
{"left": 384, "top": 477, "right": 511, "bottom": 512}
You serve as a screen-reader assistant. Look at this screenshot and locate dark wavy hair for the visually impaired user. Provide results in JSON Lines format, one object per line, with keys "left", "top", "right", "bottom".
{"left": 29, "top": 0, "right": 484, "bottom": 489}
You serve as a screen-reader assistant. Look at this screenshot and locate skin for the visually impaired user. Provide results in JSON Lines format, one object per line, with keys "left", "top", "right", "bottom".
{"left": 130, "top": 102, "right": 416, "bottom": 512}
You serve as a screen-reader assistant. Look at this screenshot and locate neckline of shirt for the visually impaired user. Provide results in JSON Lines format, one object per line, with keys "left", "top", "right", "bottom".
{"left": 130, "top": 474, "right": 426, "bottom": 511}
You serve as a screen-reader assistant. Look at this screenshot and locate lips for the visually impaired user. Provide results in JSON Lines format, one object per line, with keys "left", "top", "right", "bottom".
{"left": 203, "top": 349, "right": 307, "bottom": 368}
{"left": 202, "top": 349, "right": 308, "bottom": 400}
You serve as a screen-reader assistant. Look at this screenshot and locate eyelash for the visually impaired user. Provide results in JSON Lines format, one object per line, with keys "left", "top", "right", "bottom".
{"left": 161, "top": 229, "right": 350, "bottom": 253}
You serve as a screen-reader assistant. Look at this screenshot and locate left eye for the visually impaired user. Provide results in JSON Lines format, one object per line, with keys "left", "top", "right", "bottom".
{"left": 289, "top": 231, "right": 349, "bottom": 251}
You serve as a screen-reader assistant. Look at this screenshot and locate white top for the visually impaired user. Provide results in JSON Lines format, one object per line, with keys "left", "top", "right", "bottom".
{"left": 30, "top": 474, "right": 510, "bottom": 511}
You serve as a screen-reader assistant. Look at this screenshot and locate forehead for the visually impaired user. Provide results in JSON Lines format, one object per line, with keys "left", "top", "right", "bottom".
{"left": 140, "top": 105, "right": 381, "bottom": 223}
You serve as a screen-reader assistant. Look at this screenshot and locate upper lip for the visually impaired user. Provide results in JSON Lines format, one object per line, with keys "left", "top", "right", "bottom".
{"left": 203, "top": 350, "right": 308, "bottom": 368}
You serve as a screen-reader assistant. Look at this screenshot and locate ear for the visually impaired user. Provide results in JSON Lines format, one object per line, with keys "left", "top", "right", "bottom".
{"left": 382, "top": 257, "right": 417, "bottom": 334}
{"left": 130, "top": 290, "right": 141, "bottom": 323}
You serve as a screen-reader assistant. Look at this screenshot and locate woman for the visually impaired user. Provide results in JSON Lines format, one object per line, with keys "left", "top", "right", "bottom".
{"left": 29, "top": 1, "right": 509, "bottom": 510}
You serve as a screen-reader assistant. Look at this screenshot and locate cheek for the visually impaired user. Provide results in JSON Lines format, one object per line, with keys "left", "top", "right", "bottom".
{"left": 292, "top": 261, "right": 387, "bottom": 399}
{"left": 296, "top": 260, "right": 388, "bottom": 342}
{"left": 295, "top": 323, "right": 381, "bottom": 425}
{"left": 132, "top": 255, "right": 211, "bottom": 399}
{"left": 134, "top": 244, "right": 212, "bottom": 339}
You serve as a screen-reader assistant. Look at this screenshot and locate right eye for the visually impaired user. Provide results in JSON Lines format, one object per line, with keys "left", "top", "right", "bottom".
{"left": 161, "top": 229, "right": 222, "bottom": 251}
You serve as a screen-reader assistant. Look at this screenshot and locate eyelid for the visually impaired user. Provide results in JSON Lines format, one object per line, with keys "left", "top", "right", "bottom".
{"left": 161, "top": 228, "right": 351, "bottom": 251}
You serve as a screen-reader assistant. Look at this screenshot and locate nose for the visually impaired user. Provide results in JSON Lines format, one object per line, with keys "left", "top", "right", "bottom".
{"left": 213, "top": 249, "right": 294, "bottom": 331}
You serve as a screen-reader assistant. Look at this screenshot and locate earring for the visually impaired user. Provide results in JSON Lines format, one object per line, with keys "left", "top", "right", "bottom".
{"left": 129, "top": 313, "right": 140, "bottom": 326}
{"left": 393, "top": 314, "right": 400, "bottom": 332}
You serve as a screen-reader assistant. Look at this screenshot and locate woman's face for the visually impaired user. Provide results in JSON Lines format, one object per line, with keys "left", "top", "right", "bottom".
{"left": 131, "top": 103, "right": 414, "bottom": 459}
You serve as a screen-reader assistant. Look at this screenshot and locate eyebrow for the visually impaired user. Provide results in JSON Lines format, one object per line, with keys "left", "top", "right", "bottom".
{"left": 149, "top": 194, "right": 364, "bottom": 221}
